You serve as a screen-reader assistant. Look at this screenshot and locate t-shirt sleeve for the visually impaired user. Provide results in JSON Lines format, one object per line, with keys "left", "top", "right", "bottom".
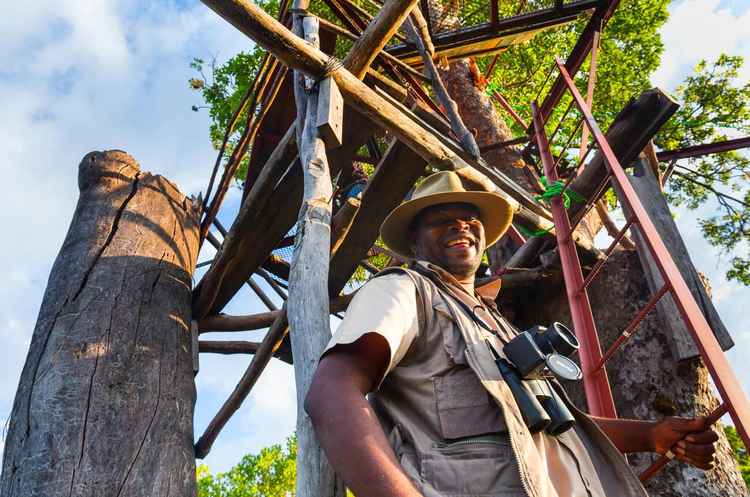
{"left": 324, "top": 273, "right": 419, "bottom": 378}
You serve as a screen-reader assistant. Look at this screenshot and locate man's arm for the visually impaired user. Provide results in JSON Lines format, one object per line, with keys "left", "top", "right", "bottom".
{"left": 305, "top": 333, "right": 423, "bottom": 497}
{"left": 591, "top": 416, "right": 718, "bottom": 470}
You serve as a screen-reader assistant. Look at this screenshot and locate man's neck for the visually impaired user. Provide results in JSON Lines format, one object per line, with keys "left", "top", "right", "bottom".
{"left": 417, "top": 261, "right": 475, "bottom": 296}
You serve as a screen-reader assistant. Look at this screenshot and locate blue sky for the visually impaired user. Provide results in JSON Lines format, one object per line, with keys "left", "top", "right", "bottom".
{"left": 1, "top": 0, "right": 749, "bottom": 475}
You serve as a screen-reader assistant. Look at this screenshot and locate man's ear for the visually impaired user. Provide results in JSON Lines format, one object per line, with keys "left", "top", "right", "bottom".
{"left": 408, "top": 232, "right": 419, "bottom": 258}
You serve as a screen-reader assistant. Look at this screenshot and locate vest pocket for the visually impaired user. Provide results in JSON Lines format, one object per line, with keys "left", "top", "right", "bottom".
{"left": 421, "top": 437, "right": 526, "bottom": 497}
{"left": 435, "top": 368, "right": 507, "bottom": 439}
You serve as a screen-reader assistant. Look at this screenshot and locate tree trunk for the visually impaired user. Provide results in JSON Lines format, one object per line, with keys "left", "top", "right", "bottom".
{"left": 1, "top": 150, "right": 200, "bottom": 497}
{"left": 439, "top": 57, "right": 603, "bottom": 266}
{"left": 438, "top": 57, "right": 747, "bottom": 495}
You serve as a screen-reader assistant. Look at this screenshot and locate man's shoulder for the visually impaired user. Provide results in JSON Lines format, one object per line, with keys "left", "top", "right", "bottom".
{"left": 363, "top": 269, "right": 417, "bottom": 293}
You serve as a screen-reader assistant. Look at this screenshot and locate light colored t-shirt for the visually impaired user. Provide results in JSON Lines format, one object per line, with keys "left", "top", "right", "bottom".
{"left": 326, "top": 272, "right": 602, "bottom": 497}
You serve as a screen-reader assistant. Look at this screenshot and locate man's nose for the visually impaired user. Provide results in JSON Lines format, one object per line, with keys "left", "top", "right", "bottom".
{"left": 451, "top": 219, "right": 471, "bottom": 231}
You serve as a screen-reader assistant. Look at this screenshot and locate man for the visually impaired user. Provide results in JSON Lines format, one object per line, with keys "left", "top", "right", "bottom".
{"left": 306, "top": 171, "right": 717, "bottom": 497}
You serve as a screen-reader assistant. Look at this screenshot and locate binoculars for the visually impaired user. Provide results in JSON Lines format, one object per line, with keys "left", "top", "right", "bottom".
{"left": 485, "top": 322, "right": 582, "bottom": 436}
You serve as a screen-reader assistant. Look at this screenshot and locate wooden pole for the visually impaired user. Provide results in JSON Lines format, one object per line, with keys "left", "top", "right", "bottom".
{"left": 1, "top": 151, "right": 200, "bottom": 497}
{"left": 288, "top": 15, "right": 343, "bottom": 497}
{"left": 341, "top": 0, "right": 419, "bottom": 79}
{"left": 404, "top": 18, "right": 482, "bottom": 160}
{"left": 194, "top": 0, "right": 434, "bottom": 318}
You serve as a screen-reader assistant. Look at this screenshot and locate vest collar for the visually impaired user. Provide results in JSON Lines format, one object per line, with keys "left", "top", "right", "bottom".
{"left": 412, "top": 260, "right": 501, "bottom": 304}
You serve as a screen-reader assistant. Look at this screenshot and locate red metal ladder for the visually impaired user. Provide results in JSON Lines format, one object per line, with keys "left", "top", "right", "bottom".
{"left": 527, "top": 57, "right": 750, "bottom": 480}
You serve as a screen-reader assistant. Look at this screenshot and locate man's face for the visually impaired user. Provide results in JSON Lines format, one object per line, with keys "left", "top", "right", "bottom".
{"left": 410, "top": 202, "right": 486, "bottom": 279}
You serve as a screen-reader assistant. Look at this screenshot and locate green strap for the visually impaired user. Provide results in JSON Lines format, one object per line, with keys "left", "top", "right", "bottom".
{"left": 484, "top": 81, "right": 502, "bottom": 96}
{"left": 517, "top": 176, "right": 584, "bottom": 237}
{"left": 534, "top": 175, "right": 584, "bottom": 210}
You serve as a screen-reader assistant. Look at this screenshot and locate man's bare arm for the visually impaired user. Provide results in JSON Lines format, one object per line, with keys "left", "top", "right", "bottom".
{"left": 592, "top": 416, "right": 717, "bottom": 470}
{"left": 305, "top": 333, "right": 423, "bottom": 497}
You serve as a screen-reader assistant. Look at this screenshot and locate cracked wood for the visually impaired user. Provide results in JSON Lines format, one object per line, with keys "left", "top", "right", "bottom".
{"left": 1, "top": 150, "right": 200, "bottom": 497}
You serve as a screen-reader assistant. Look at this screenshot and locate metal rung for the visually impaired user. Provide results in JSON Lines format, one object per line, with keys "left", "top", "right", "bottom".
{"left": 553, "top": 118, "right": 584, "bottom": 170}
{"left": 580, "top": 217, "right": 636, "bottom": 291}
{"left": 569, "top": 172, "right": 612, "bottom": 232}
{"left": 491, "top": 90, "right": 529, "bottom": 130}
{"left": 549, "top": 98, "right": 575, "bottom": 145}
{"left": 592, "top": 283, "right": 670, "bottom": 373}
{"left": 576, "top": 141, "right": 597, "bottom": 176}
{"left": 640, "top": 403, "right": 728, "bottom": 481}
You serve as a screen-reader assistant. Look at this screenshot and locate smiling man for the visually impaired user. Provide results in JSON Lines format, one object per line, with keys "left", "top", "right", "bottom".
{"left": 305, "top": 171, "right": 717, "bottom": 497}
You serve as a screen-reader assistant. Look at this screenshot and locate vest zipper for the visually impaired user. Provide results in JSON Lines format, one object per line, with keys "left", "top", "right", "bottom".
{"left": 436, "top": 437, "right": 506, "bottom": 449}
{"left": 507, "top": 426, "right": 533, "bottom": 497}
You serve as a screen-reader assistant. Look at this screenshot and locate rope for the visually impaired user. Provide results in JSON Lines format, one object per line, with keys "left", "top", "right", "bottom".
{"left": 484, "top": 80, "right": 503, "bottom": 96}
{"left": 518, "top": 176, "right": 584, "bottom": 237}
{"left": 534, "top": 175, "right": 584, "bottom": 210}
{"left": 321, "top": 57, "right": 344, "bottom": 80}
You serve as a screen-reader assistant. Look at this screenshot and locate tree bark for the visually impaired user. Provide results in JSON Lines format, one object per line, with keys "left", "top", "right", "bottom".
{"left": 0, "top": 150, "right": 200, "bottom": 497}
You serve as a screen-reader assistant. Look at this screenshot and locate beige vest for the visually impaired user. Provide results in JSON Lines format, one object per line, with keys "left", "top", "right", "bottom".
{"left": 369, "top": 266, "right": 648, "bottom": 497}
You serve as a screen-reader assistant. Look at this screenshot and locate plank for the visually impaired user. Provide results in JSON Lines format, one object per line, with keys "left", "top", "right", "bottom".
{"left": 626, "top": 157, "right": 734, "bottom": 360}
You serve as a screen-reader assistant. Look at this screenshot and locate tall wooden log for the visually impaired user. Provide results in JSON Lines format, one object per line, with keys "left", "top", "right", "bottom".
{"left": 0, "top": 151, "right": 200, "bottom": 497}
{"left": 624, "top": 157, "right": 733, "bottom": 360}
{"left": 289, "top": 16, "right": 344, "bottom": 497}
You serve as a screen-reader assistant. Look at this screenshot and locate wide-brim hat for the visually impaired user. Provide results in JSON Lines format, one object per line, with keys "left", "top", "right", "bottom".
{"left": 380, "top": 170, "right": 516, "bottom": 259}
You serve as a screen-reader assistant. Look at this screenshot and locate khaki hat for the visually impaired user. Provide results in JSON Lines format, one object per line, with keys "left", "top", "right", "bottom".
{"left": 380, "top": 171, "right": 516, "bottom": 258}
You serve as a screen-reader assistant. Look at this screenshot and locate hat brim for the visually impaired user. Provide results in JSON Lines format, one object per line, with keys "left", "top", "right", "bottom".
{"left": 380, "top": 191, "right": 515, "bottom": 259}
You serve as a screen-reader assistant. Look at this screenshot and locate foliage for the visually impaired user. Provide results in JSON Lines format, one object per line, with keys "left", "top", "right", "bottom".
{"left": 658, "top": 55, "right": 750, "bottom": 284}
{"left": 197, "top": 436, "right": 297, "bottom": 497}
{"left": 189, "top": 0, "right": 749, "bottom": 284}
{"left": 724, "top": 425, "right": 750, "bottom": 490}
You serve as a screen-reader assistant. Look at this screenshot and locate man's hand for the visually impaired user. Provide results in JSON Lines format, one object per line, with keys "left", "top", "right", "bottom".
{"left": 649, "top": 417, "right": 719, "bottom": 470}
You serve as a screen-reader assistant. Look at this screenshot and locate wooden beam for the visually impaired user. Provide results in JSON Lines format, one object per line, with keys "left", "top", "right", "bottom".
{"left": 329, "top": 138, "right": 427, "bottom": 294}
{"left": 199, "top": 340, "right": 261, "bottom": 354}
{"left": 195, "top": 309, "right": 289, "bottom": 458}
{"left": 197, "top": 293, "right": 353, "bottom": 333}
{"left": 566, "top": 88, "right": 679, "bottom": 223}
{"left": 317, "top": 16, "right": 428, "bottom": 83}
{"left": 405, "top": 17, "right": 481, "bottom": 160}
{"left": 340, "top": 0, "right": 419, "bottom": 79}
{"left": 504, "top": 88, "right": 679, "bottom": 271}
{"left": 194, "top": 0, "right": 423, "bottom": 317}
{"left": 199, "top": 310, "right": 279, "bottom": 332}
{"left": 625, "top": 157, "right": 734, "bottom": 360}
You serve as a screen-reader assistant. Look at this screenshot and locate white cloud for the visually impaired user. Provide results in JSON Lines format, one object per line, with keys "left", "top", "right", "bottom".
{"left": 652, "top": 0, "right": 750, "bottom": 88}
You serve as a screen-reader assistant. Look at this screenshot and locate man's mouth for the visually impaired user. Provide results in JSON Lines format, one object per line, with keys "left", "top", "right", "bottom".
{"left": 444, "top": 237, "right": 475, "bottom": 249}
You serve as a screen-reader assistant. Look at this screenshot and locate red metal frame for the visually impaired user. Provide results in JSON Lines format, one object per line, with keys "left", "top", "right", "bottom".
{"left": 533, "top": 57, "right": 750, "bottom": 477}
{"left": 656, "top": 136, "right": 750, "bottom": 162}
{"left": 531, "top": 101, "right": 617, "bottom": 418}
